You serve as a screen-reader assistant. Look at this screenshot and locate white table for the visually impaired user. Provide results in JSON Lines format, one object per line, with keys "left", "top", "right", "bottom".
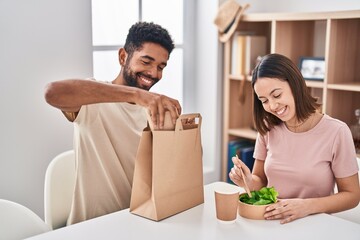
{"left": 27, "top": 182, "right": 360, "bottom": 240}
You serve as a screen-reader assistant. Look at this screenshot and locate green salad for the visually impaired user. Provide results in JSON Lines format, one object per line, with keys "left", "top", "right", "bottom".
{"left": 239, "top": 187, "right": 278, "bottom": 205}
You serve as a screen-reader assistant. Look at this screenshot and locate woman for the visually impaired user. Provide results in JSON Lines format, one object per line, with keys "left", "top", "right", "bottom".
{"left": 229, "top": 53, "right": 360, "bottom": 224}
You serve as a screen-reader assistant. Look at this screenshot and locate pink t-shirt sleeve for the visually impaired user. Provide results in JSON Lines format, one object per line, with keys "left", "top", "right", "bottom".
{"left": 253, "top": 133, "right": 267, "bottom": 161}
{"left": 331, "top": 124, "right": 359, "bottom": 178}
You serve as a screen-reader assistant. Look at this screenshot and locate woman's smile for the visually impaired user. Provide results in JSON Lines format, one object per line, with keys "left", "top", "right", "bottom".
{"left": 275, "top": 106, "right": 287, "bottom": 117}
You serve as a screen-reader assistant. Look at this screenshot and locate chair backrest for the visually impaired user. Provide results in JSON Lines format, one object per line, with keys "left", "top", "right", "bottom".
{"left": 44, "top": 150, "right": 76, "bottom": 230}
{"left": 0, "top": 199, "right": 51, "bottom": 240}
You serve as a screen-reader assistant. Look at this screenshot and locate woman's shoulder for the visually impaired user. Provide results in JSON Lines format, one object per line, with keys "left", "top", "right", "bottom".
{"left": 316, "top": 114, "right": 352, "bottom": 139}
{"left": 321, "top": 114, "right": 348, "bottom": 128}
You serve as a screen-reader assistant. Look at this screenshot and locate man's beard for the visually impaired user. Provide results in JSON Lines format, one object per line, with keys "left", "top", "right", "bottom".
{"left": 122, "top": 62, "right": 159, "bottom": 91}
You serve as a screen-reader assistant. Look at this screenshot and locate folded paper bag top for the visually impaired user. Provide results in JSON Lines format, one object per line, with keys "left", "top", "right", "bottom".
{"left": 146, "top": 111, "right": 175, "bottom": 131}
{"left": 146, "top": 111, "right": 199, "bottom": 131}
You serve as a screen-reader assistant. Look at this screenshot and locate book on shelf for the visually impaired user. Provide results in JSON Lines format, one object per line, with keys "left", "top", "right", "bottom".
{"left": 231, "top": 33, "right": 267, "bottom": 77}
{"left": 227, "top": 139, "right": 255, "bottom": 184}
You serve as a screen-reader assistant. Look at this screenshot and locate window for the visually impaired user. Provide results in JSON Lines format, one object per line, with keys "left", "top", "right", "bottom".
{"left": 91, "top": 0, "right": 184, "bottom": 106}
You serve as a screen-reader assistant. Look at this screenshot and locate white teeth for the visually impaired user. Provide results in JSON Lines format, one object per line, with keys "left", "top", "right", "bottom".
{"left": 277, "top": 107, "right": 286, "bottom": 115}
{"left": 140, "top": 76, "right": 151, "bottom": 84}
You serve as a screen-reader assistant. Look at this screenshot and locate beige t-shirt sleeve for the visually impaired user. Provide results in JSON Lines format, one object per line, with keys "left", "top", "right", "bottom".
{"left": 61, "top": 77, "right": 100, "bottom": 122}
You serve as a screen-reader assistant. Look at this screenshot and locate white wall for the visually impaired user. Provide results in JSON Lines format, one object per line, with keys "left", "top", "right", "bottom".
{"left": 0, "top": 0, "right": 92, "bottom": 218}
{"left": 194, "top": 0, "right": 222, "bottom": 184}
{"left": 1, "top": 0, "right": 359, "bottom": 220}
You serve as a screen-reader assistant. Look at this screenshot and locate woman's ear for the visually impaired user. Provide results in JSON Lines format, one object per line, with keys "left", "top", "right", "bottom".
{"left": 119, "top": 48, "right": 127, "bottom": 66}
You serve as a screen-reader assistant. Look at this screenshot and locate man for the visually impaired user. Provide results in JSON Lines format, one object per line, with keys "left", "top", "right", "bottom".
{"left": 44, "top": 22, "right": 181, "bottom": 225}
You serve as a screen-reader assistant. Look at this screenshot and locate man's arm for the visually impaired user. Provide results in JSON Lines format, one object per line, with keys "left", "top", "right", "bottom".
{"left": 44, "top": 79, "right": 182, "bottom": 128}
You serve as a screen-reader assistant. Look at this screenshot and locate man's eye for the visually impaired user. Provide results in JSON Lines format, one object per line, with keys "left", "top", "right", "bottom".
{"left": 158, "top": 66, "right": 164, "bottom": 71}
{"left": 142, "top": 61, "right": 150, "bottom": 65}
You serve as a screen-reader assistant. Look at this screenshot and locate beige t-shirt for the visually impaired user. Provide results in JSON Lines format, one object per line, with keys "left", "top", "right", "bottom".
{"left": 66, "top": 102, "right": 147, "bottom": 225}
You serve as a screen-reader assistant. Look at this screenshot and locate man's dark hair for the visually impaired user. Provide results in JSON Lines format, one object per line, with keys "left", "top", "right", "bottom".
{"left": 124, "top": 22, "right": 175, "bottom": 59}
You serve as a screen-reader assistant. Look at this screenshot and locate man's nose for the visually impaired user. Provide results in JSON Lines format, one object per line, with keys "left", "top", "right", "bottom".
{"left": 145, "top": 67, "right": 160, "bottom": 78}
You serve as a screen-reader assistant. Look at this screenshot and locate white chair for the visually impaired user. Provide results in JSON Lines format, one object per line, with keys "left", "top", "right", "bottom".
{"left": 0, "top": 199, "right": 51, "bottom": 240}
{"left": 44, "top": 150, "right": 76, "bottom": 230}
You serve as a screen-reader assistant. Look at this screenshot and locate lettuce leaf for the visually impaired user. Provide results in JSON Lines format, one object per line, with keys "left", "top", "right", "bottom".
{"left": 239, "top": 186, "right": 278, "bottom": 205}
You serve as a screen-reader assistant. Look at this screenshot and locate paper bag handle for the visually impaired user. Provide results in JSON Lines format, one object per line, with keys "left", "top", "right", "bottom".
{"left": 175, "top": 113, "right": 202, "bottom": 132}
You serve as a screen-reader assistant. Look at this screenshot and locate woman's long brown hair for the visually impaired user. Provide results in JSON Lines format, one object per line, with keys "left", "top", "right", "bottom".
{"left": 251, "top": 53, "right": 321, "bottom": 135}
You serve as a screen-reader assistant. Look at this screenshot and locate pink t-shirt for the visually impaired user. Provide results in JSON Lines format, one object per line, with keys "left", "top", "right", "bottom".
{"left": 254, "top": 114, "right": 358, "bottom": 199}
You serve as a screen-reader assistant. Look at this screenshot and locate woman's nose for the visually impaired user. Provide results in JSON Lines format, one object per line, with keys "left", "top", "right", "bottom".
{"left": 269, "top": 100, "right": 278, "bottom": 111}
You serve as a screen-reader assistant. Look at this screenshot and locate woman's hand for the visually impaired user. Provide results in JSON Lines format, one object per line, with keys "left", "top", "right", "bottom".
{"left": 264, "top": 198, "right": 312, "bottom": 224}
{"left": 229, "top": 156, "right": 252, "bottom": 188}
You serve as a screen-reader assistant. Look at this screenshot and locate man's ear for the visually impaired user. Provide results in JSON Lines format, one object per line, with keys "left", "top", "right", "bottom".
{"left": 119, "top": 48, "right": 127, "bottom": 66}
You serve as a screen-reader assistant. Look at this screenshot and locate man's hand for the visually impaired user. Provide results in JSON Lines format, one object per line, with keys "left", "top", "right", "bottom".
{"left": 136, "top": 89, "right": 181, "bottom": 129}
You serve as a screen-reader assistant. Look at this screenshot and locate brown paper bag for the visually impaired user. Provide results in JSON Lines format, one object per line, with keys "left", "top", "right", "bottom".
{"left": 129, "top": 113, "right": 204, "bottom": 221}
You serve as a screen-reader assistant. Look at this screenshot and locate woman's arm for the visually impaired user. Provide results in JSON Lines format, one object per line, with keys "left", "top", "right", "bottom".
{"left": 264, "top": 173, "right": 360, "bottom": 224}
{"left": 314, "top": 174, "right": 360, "bottom": 213}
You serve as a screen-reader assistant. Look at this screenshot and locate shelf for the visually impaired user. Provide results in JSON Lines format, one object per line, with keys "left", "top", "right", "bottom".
{"left": 242, "top": 10, "right": 360, "bottom": 22}
{"left": 229, "top": 76, "right": 332, "bottom": 88}
{"left": 230, "top": 77, "right": 327, "bottom": 88}
{"left": 327, "top": 82, "right": 360, "bottom": 92}
{"left": 228, "top": 128, "right": 257, "bottom": 140}
{"left": 305, "top": 80, "right": 324, "bottom": 88}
